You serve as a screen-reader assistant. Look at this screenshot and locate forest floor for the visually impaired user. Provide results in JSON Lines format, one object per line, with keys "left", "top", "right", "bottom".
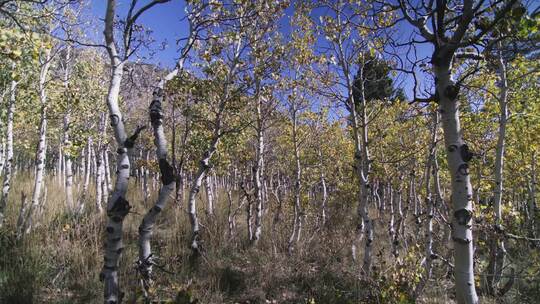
{"left": 0, "top": 174, "right": 531, "bottom": 303}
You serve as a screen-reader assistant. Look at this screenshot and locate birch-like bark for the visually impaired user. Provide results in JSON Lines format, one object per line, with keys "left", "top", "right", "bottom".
{"left": 0, "top": 79, "right": 16, "bottom": 227}
{"left": 204, "top": 171, "right": 214, "bottom": 216}
{"left": 25, "top": 49, "right": 52, "bottom": 232}
{"left": 0, "top": 88, "right": 5, "bottom": 175}
{"left": 100, "top": 59, "right": 135, "bottom": 303}
{"left": 486, "top": 48, "right": 509, "bottom": 294}
{"left": 100, "top": 1, "right": 145, "bottom": 302}
{"left": 79, "top": 137, "right": 92, "bottom": 212}
{"left": 62, "top": 46, "right": 74, "bottom": 211}
{"left": 318, "top": 148, "right": 328, "bottom": 226}
{"left": 415, "top": 111, "right": 439, "bottom": 298}
{"left": 186, "top": 24, "right": 243, "bottom": 253}
{"left": 435, "top": 60, "right": 478, "bottom": 303}
{"left": 244, "top": 180, "right": 254, "bottom": 241}
{"left": 143, "top": 150, "right": 150, "bottom": 203}
{"left": 334, "top": 31, "right": 373, "bottom": 273}
{"left": 288, "top": 104, "right": 303, "bottom": 254}
{"left": 0, "top": 139, "right": 4, "bottom": 176}
{"left": 187, "top": 138, "right": 218, "bottom": 253}
{"left": 227, "top": 189, "right": 235, "bottom": 237}
{"left": 95, "top": 145, "right": 104, "bottom": 214}
{"left": 137, "top": 89, "right": 175, "bottom": 295}
{"left": 388, "top": 185, "right": 397, "bottom": 257}
{"left": 63, "top": 113, "right": 74, "bottom": 211}
{"left": 57, "top": 145, "right": 63, "bottom": 185}
{"left": 103, "top": 147, "right": 112, "bottom": 191}
{"left": 95, "top": 112, "right": 108, "bottom": 214}
{"left": 252, "top": 87, "right": 265, "bottom": 244}
{"left": 356, "top": 61, "right": 373, "bottom": 275}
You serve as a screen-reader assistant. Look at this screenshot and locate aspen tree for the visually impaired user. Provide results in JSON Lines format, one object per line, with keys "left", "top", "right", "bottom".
{"left": 387, "top": 0, "right": 521, "bottom": 301}
{"left": 101, "top": 1, "right": 170, "bottom": 302}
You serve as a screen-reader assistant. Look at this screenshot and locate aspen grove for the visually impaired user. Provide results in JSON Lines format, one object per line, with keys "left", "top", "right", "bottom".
{"left": 0, "top": 0, "right": 539, "bottom": 303}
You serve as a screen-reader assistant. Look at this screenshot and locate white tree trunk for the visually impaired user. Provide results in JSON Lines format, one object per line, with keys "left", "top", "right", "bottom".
{"left": 100, "top": 59, "right": 136, "bottom": 303}
{"left": 62, "top": 46, "right": 74, "bottom": 211}
{"left": 487, "top": 50, "right": 509, "bottom": 294}
{"left": 25, "top": 50, "right": 52, "bottom": 233}
{"left": 142, "top": 150, "right": 150, "bottom": 203}
{"left": 253, "top": 95, "right": 265, "bottom": 243}
{"left": 0, "top": 79, "right": 17, "bottom": 227}
{"left": 204, "top": 171, "right": 214, "bottom": 216}
{"left": 435, "top": 62, "right": 478, "bottom": 303}
{"left": 187, "top": 136, "right": 219, "bottom": 253}
{"left": 0, "top": 138, "right": 4, "bottom": 176}
{"left": 95, "top": 145, "right": 104, "bottom": 214}
{"left": 64, "top": 113, "right": 74, "bottom": 211}
{"left": 137, "top": 89, "right": 175, "bottom": 295}
{"left": 103, "top": 136, "right": 113, "bottom": 192}
{"left": 100, "top": 2, "right": 139, "bottom": 300}
{"left": 79, "top": 137, "right": 93, "bottom": 212}
{"left": 415, "top": 111, "right": 439, "bottom": 298}
{"left": 319, "top": 149, "right": 328, "bottom": 226}
{"left": 288, "top": 106, "right": 303, "bottom": 254}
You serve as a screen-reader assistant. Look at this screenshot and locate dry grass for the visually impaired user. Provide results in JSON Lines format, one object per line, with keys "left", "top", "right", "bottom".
{"left": 0, "top": 174, "right": 538, "bottom": 303}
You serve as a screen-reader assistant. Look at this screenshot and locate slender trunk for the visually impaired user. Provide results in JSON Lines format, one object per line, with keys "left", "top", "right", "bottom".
{"left": 57, "top": 146, "right": 63, "bottom": 185}
{"left": 25, "top": 50, "right": 52, "bottom": 232}
{"left": 79, "top": 137, "right": 93, "bottom": 212}
{"left": 104, "top": 145, "right": 112, "bottom": 192}
{"left": 319, "top": 152, "right": 328, "bottom": 226}
{"left": 101, "top": 149, "right": 109, "bottom": 203}
{"left": 435, "top": 61, "right": 478, "bottom": 303}
{"left": 336, "top": 41, "right": 372, "bottom": 272}
{"left": 16, "top": 192, "right": 28, "bottom": 237}
{"left": 143, "top": 150, "right": 150, "bottom": 203}
{"left": 0, "top": 88, "right": 5, "bottom": 175}
{"left": 0, "top": 138, "right": 4, "bottom": 175}
{"left": 64, "top": 113, "right": 74, "bottom": 210}
{"left": 95, "top": 145, "right": 104, "bottom": 214}
{"left": 137, "top": 89, "right": 175, "bottom": 295}
{"left": 253, "top": 93, "right": 265, "bottom": 243}
{"left": 288, "top": 106, "right": 303, "bottom": 254}
{"left": 62, "top": 47, "right": 74, "bottom": 211}
{"left": 0, "top": 80, "right": 17, "bottom": 227}
{"left": 355, "top": 59, "right": 373, "bottom": 275}
{"left": 175, "top": 115, "right": 191, "bottom": 206}
{"left": 187, "top": 136, "right": 219, "bottom": 253}
{"left": 393, "top": 184, "right": 403, "bottom": 257}
{"left": 204, "top": 171, "right": 214, "bottom": 216}
{"left": 100, "top": 2, "right": 143, "bottom": 299}
{"left": 246, "top": 181, "right": 254, "bottom": 241}
{"left": 486, "top": 50, "right": 509, "bottom": 295}
{"left": 101, "top": 59, "right": 140, "bottom": 304}
{"left": 227, "top": 189, "right": 235, "bottom": 237}
{"left": 388, "top": 185, "right": 397, "bottom": 256}
{"left": 415, "top": 111, "right": 439, "bottom": 298}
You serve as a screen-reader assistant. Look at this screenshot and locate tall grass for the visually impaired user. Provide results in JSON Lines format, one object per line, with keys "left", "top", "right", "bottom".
{"left": 0, "top": 173, "right": 536, "bottom": 303}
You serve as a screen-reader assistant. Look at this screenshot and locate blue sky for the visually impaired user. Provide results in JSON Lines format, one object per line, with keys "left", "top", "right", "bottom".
{"left": 87, "top": 0, "right": 432, "bottom": 100}
{"left": 90, "top": 0, "right": 190, "bottom": 68}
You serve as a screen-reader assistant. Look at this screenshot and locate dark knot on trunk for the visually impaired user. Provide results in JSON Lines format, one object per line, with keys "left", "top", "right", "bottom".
{"left": 108, "top": 196, "right": 131, "bottom": 218}
{"left": 159, "top": 158, "right": 175, "bottom": 185}
{"left": 460, "top": 144, "right": 473, "bottom": 162}
{"left": 454, "top": 208, "right": 472, "bottom": 226}
{"left": 457, "top": 163, "right": 470, "bottom": 176}
{"left": 124, "top": 125, "right": 146, "bottom": 149}
{"left": 444, "top": 84, "right": 459, "bottom": 100}
{"left": 109, "top": 114, "right": 120, "bottom": 127}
